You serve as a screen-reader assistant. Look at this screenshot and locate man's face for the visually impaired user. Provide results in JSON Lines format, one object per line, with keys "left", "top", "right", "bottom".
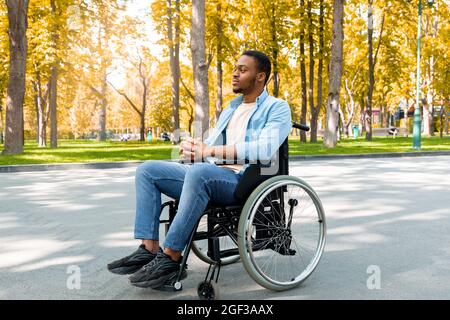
{"left": 232, "top": 55, "right": 264, "bottom": 94}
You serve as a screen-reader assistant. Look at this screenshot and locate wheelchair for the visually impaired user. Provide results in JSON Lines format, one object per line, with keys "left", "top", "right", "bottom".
{"left": 157, "top": 122, "right": 326, "bottom": 300}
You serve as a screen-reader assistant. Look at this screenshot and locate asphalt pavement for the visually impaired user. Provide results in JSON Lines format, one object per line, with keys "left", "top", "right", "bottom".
{"left": 1, "top": 156, "right": 449, "bottom": 300}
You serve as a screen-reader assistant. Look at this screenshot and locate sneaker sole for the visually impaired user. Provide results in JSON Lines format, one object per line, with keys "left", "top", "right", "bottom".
{"left": 108, "top": 265, "right": 143, "bottom": 275}
{"left": 130, "top": 269, "right": 187, "bottom": 288}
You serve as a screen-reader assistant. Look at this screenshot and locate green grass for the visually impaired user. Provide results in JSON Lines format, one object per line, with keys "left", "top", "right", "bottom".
{"left": 0, "top": 135, "right": 449, "bottom": 166}
{"left": 0, "top": 139, "right": 175, "bottom": 166}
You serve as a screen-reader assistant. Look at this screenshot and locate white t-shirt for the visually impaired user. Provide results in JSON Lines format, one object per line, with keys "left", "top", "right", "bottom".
{"left": 220, "top": 101, "right": 256, "bottom": 173}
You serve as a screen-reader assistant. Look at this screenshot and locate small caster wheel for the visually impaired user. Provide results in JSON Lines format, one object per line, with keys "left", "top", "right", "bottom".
{"left": 174, "top": 281, "right": 182, "bottom": 291}
{"left": 197, "top": 281, "right": 220, "bottom": 300}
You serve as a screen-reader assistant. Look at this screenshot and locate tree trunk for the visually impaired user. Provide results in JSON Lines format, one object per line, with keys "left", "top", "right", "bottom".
{"left": 49, "top": 65, "right": 58, "bottom": 148}
{"left": 140, "top": 61, "right": 148, "bottom": 142}
{"left": 191, "top": 0, "right": 209, "bottom": 140}
{"left": 312, "top": 0, "right": 324, "bottom": 143}
{"left": 168, "top": 0, "right": 181, "bottom": 144}
{"left": 359, "top": 96, "right": 366, "bottom": 135}
{"left": 3, "top": 0, "right": 29, "bottom": 155}
{"left": 343, "top": 78, "right": 356, "bottom": 138}
{"left": 381, "top": 103, "right": 389, "bottom": 127}
{"left": 32, "top": 71, "right": 49, "bottom": 147}
{"left": 323, "top": 0, "right": 344, "bottom": 148}
{"left": 445, "top": 100, "right": 449, "bottom": 135}
{"left": 365, "top": 0, "right": 374, "bottom": 141}
{"left": 34, "top": 89, "right": 39, "bottom": 144}
{"left": 0, "top": 104, "right": 4, "bottom": 144}
{"left": 424, "top": 56, "right": 435, "bottom": 136}
{"left": 49, "top": 0, "right": 59, "bottom": 148}
{"left": 215, "top": 2, "right": 223, "bottom": 124}
{"left": 307, "top": 0, "right": 315, "bottom": 143}
{"left": 422, "top": 97, "right": 432, "bottom": 136}
{"left": 299, "top": 0, "right": 307, "bottom": 143}
{"left": 140, "top": 113, "right": 145, "bottom": 142}
{"left": 424, "top": 14, "right": 438, "bottom": 137}
{"left": 98, "top": 71, "right": 107, "bottom": 141}
{"left": 97, "top": 15, "right": 110, "bottom": 142}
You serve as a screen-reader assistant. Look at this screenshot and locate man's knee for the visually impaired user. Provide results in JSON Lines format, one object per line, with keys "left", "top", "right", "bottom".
{"left": 187, "top": 163, "right": 212, "bottom": 177}
{"left": 136, "top": 160, "right": 161, "bottom": 179}
{"left": 183, "top": 163, "right": 212, "bottom": 184}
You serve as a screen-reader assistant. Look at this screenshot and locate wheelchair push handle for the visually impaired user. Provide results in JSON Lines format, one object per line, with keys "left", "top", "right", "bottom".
{"left": 292, "top": 122, "right": 310, "bottom": 132}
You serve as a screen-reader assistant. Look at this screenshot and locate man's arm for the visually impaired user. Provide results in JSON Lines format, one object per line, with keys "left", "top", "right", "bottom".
{"left": 180, "top": 139, "right": 236, "bottom": 162}
{"left": 202, "top": 144, "right": 237, "bottom": 161}
{"left": 183, "top": 100, "right": 291, "bottom": 163}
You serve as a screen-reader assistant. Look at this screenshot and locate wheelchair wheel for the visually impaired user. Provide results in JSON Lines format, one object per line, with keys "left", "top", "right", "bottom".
{"left": 237, "top": 175, "right": 326, "bottom": 291}
{"left": 192, "top": 214, "right": 240, "bottom": 266}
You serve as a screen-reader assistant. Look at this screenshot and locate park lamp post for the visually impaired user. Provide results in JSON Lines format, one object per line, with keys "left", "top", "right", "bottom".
{"left": 413, "top": 0, "right": 435, "bottom": 150}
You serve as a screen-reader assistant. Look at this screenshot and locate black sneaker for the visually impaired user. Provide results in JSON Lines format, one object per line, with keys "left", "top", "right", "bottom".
{"left": 107, "top": 245, "right": 161, "bottom": 275}
{"left": 129, "top": 251, "right": 187, "bottom": 288}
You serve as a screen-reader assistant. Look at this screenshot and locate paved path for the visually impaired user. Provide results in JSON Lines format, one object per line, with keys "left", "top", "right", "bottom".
{"left": 1, "top": 156, "right": 449, "bottom": 300}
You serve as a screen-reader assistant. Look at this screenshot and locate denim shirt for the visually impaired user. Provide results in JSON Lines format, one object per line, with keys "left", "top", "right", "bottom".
{"left": 204, "top": 89, "right": 292, "bottom": 175}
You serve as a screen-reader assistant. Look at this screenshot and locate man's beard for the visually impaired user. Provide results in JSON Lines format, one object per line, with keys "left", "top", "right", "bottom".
{"left": 232, "top": 77, "right": 256, "bottom": 94}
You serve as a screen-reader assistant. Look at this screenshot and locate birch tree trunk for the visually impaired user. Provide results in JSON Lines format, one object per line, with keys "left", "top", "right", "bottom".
{"left": 323, "top": 0, "right": 344, "bottom": 148}
{"left": 191, "top": 0, "right": 209, "bottom": 140}
{"left": 3, "top": 0, "right": 29, "bottom": 155}
{"left": 422, "top": 97, "right": 432, "bottom": 136}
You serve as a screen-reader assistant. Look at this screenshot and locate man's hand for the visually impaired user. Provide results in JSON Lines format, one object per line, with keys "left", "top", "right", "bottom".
{"left": 179, "top": 137, "right": 211, "bottom": 162}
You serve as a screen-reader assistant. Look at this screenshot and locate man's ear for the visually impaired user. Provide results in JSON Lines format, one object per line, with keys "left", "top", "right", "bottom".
{"left": 257, "top": 72, "right": 266, "bottom": 84}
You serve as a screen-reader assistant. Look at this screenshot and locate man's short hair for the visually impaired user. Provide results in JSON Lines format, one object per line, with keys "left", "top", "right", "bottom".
{"left": 242, "top": 50, "right": 271, "bottom": 85}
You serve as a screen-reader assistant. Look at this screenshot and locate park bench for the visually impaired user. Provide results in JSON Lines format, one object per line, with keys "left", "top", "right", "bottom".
{"left": 372, "top": 127, "right": 408, "bottom": 138}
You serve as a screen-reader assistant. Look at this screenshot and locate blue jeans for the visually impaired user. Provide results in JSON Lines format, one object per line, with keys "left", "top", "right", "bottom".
{"left": 134, "top": 160, "right": 243, "bottom": 252}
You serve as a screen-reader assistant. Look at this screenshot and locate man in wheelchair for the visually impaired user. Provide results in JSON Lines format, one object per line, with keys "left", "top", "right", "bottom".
{"left": 107, "top": 50, "right": 292, "bottom": 289}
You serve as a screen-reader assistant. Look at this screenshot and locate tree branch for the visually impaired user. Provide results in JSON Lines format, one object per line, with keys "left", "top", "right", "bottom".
{"left": 180, "top": 77, "right": 195, "bottom": 102}
{"left": 107, "top": 80, "right": 142, "bottom": 116}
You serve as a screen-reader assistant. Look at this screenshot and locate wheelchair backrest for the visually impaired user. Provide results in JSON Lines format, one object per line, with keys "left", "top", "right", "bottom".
{"left": 233, "top": 137, "right": 289, "bottom": 203}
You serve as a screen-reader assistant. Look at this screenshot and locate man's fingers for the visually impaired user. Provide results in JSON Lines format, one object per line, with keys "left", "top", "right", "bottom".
{"left": 181, "top": 151, "right": 195, "bottom": 161}
{"left": 184, "top": 137, "right": 195, "bottom": 144}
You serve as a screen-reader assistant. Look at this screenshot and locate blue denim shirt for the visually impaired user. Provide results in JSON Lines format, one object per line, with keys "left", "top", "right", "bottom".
{"left": 204, "top": 89, "right": 292, "bottom": 175}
